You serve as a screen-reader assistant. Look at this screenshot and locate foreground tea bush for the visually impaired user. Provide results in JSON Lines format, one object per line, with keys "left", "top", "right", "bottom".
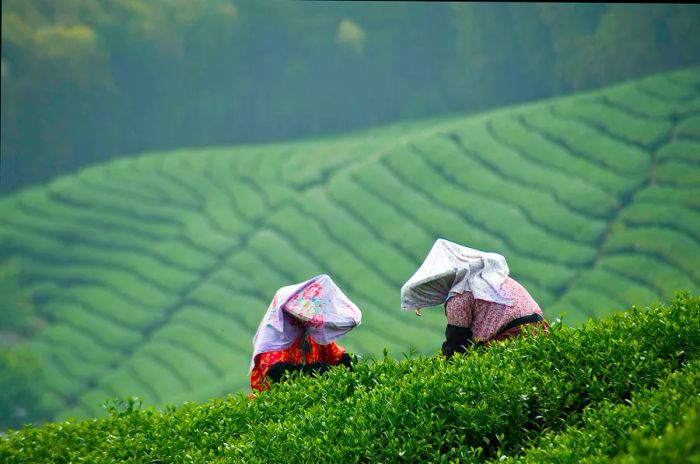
{"left": 614, "top": 404, "right": 700, "bottom": 464}
{"left": 1, "top": 293, "right": 698, "bottom": 463}
{"left": 503, "top": 360, "right": 700, "bottom": 463}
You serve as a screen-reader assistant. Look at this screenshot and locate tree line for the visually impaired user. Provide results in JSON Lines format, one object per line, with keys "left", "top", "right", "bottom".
{"left": 2, "top": 1, "right": 699, "bottom": 193}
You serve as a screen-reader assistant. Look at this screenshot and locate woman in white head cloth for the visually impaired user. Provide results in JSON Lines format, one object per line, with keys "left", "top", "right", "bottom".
{"left": 250, "top": 274, "right": 362, "bottom": 392}
{"left": 401, "top": 239, "right": 549, "bottom": 358}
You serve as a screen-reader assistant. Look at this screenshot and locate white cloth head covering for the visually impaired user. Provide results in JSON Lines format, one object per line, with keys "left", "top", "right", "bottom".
{"left": 250, "top": 274, "right": 362, "bottom": 372}
{"left": 400, "top": 238, "right": 513, "bottom": 310}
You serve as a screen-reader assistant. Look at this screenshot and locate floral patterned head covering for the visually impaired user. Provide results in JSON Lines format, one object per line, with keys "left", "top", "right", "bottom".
{"left": 250, "top": 274, "right": 362, "bottom": 372}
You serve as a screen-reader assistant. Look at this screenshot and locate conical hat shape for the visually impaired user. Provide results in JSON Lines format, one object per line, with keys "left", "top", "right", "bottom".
{"left": 400, "top": 238, "right": 513, "bottom": 310}
{"left": 250, "top": 274, "right": 362, "bottom": 371}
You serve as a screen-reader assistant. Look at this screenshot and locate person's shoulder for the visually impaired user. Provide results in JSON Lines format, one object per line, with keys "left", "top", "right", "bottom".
{"left": 503, "top": 277, "right": 530, "bottom": 297}
{"left": 327, "top": 341, "right": 346, "bottom": 352}
{"left": 503, "top": 277, "right": 542, "bottom": 311}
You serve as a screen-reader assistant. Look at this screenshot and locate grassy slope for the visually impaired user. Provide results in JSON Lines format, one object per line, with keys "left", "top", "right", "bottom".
{"left": 1, "top": 294, "right": 698, "bottom": 463}
{"left": 0, "top": 67, "right": 699, "bottom": 421}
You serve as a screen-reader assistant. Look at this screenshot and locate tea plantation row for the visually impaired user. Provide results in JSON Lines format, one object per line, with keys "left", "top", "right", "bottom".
{"left": 1, "top": 293, "right": 698, "bottom": 463}
{"left": 0, "top": 67, "right": 698, "bottom": 421}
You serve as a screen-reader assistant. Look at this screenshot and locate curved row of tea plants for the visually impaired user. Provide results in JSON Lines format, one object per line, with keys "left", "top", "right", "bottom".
{"left": 1, "top": 293, "right": 698, "bottom": 463}
{"left": 0, "top": 67, "right": 698, "bottom": 421}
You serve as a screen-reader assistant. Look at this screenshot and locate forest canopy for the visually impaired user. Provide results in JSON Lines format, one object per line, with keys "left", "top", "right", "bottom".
{"left": 2, "top": 1, "right": 700, "bottom": 192}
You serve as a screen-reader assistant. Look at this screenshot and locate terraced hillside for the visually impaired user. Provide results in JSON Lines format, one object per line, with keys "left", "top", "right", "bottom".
{"left": 1, "top": 67, "right": 699, "bottom": 422}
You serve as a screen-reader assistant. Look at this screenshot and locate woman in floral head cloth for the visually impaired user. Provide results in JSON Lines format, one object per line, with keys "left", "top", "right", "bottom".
{"left": 250, "top": 274, "right": 362, "bottom": 392}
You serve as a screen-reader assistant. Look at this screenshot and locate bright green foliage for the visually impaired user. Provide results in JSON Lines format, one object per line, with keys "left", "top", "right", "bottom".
{"left": 520, "top": 109, "right": 651, "bottom": 177}
{"left": 553, "top": 98, "right": 673, "bottom": 147}
{"left": 1, "top": 294, "right": 698, "bottom": 463}
{"left": 0, "top": 68, "right": 699, "bottom": 423}
{"left": 488, "top": 113, "right": 633, "bottom": 199}
{"left": 604, "top": 81, "right": 699, "bottom": 118}
{"left": 613, "top": 407, "right": 700, "bottom": 464}
{"left": 504, "top": 359, "right": 700, "bottom": 463}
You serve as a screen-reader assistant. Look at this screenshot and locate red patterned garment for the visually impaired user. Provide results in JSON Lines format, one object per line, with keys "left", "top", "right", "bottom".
{"left": 445, "top": 277, "right": 546, "bottom": 343}
{"left": 250, "top": 336, "right": 347, "bottom": 392}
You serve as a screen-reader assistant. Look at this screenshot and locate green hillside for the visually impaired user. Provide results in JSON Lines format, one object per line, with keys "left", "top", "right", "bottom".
{"left": 1, "top": 294, "right": 698, "bottom": 463}
{"left": 0, "top": 67, "right": 699, "bottom": 422}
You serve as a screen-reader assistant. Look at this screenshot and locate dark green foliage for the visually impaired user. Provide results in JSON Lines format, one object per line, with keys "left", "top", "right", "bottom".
{"left": 0, "top": 260, "right": 39, "bottom": 336}
{"left": 2, "top": 294, "right": 698, "bottom": 463}
{"left": 0, "top": 260, "right": 46, "bottom": 430}
{"left": 0, "top": 345, "right": 44, "bottom": 431}
{"left": 3, "top": 2, "right": 700, "bottom": 192}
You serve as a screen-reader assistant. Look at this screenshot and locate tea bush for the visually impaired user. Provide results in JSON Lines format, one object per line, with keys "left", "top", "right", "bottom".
{"left": 502, "top": 360, "right": 700, "bottom": 462}
{"left": 614, "top": 405, "right": 700, "bottom": 463}
{"left": 2, "top": 293, "right": 698, "bottom": 463}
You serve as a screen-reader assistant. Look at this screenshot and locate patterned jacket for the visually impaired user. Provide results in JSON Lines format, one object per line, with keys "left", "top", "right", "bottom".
{"left": 250, "top": 336, "right": 347, "bottom": 392}
{"left": 445, "top": 277, "right": 545, "bottom": 343}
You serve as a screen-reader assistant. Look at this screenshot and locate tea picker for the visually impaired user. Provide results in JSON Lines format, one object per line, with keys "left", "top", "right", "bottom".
{"left": 401, "top": 239, "right": 549, "bottom": 357}
{"left": 249, "top": 274, "right": 361, "bottom": 392}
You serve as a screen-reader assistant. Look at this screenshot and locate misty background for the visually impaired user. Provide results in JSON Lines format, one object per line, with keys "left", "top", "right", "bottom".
{"left": 3, "top": 1, "right": 700, "bottom": 194}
